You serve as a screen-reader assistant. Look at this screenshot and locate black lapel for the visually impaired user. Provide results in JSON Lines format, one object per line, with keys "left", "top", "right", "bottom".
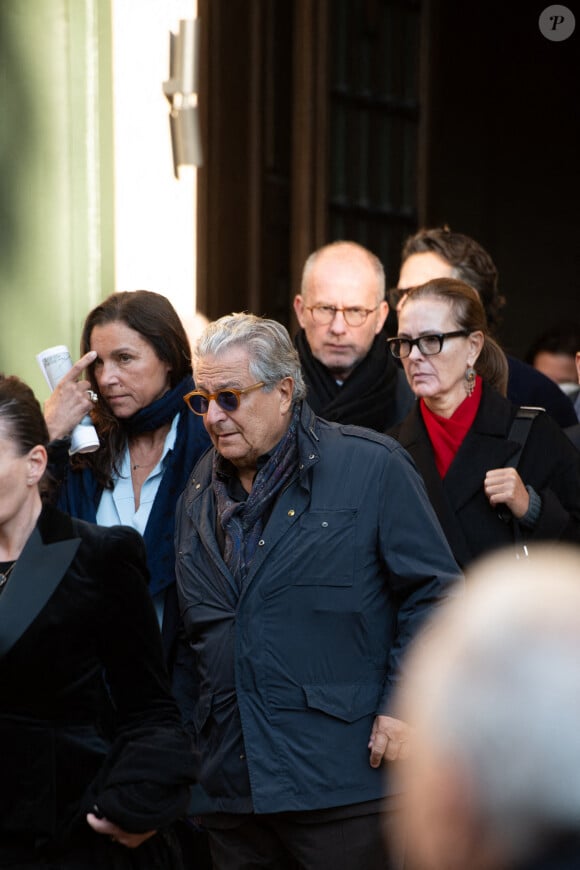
{"left": 397, "top": 407, "right": 474, "bottom": 565}
{"left": 0, "top": 524, "right": 81, "bottom": 658}
{"left": 396, "top": 388, "right": 520, "bottom": 566}
{"left": 443, "top": 386, "right": 518, "bottom": 511}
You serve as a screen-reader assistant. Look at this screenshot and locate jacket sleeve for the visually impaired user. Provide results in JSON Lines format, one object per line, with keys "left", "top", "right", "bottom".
{"left": 84, "top": 526, "right": 194, "bottom": 832}
{"left": 377, "top": 444, "right": 462, "bottom": 714}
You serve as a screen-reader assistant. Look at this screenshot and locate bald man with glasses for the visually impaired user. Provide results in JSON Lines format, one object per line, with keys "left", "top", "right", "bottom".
{"left": 293, "top": 241, "right": 413, "bottom": 432}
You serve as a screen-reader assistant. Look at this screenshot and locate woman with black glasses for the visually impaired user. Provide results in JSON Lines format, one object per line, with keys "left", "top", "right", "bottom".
{"left": 387, "top": 277, "right": 580, "bottom": 567}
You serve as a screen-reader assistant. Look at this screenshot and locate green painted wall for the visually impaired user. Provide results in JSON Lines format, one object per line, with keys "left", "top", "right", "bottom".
{"left": 0, "top": 0, "right": 114, "bottom": 400}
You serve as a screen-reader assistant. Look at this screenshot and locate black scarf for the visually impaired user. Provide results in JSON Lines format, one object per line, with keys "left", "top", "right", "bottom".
{"left": 295, "top": 328, "right": 399, "bottom": 431}
{"left": 123, "top": 377, "right": 190, "bottom": 435}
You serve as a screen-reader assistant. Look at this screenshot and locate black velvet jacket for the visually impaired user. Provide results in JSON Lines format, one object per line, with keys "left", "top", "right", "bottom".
{"left": 0, "top": 505, "right": 194, "bottom": 864}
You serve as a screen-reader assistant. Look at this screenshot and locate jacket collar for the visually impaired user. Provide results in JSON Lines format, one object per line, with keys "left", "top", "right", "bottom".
{"left": 295, "top": 401, "right": 322, "bottom": 486}
{"left": 0, "top": 504, "right": 81, "bottom": 657}
{"left": 184, "top": 402, "right": 320, "bottom": 600}
{"left": 444, "top": 385, "right": 519, "bottom": 508}
{"left": 187, "top": 401, "right": 320, "bottom": 501}
{"left": 37, "top": 501, "right": 76, "bottom": 543}
{"left": 398, "top": 383, "right": 519, "bottom": 506}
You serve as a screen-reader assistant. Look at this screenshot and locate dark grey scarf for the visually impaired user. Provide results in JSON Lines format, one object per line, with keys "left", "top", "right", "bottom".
{"left": 212, "top": 405, "right": 300, "bottom": 589}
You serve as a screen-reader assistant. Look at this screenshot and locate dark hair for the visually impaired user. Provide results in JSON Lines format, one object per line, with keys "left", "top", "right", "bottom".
{"left": 525, "top": 321, "right": 580, "bottom": 365}
{"left": 401, "top": 277, "right": 509, "bottom": 396}
{"left": 0, "top": 374, "right": 49, "bottom": 452}
{"left": 81, "top": 290, "right": 192, "bottom": 387}
{"left": 401, "top": 227, "right": 506, "bottom": 333}
{"left": 76, "top": 290, "right": 192, "bottom": 487}
{"left": 0, "top": 375, "right": 51, "bottom": 495}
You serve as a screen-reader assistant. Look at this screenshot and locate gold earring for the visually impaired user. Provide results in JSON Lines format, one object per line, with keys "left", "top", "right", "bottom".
{"left": 465, "top": 366, "right": 476, "bottom": 397}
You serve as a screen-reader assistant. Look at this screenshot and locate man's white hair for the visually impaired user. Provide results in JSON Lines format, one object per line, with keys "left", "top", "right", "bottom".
{"left": 401, "top": 543, "right": 580, "bottom": 863}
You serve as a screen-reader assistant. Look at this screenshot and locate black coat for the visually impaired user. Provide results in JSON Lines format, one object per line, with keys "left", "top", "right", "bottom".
{"left": 390, "top": 384, "right": 580, "bottom": 567}
{"left": 565, "top": 423, "right": 580, "bottom": 450}
{"left": 0, "top": 505, "right": 194, "bottom": 867}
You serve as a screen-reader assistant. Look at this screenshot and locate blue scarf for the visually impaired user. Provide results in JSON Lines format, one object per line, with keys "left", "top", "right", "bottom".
{"left": 57, "top": 375, "right": 211, "bottom": 596}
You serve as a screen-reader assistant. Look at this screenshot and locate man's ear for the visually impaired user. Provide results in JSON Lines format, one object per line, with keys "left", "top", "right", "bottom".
{"left": 375, "top": 300, "right": 389, "bottom": 334}
{"left": 277, "top": 377, "right": 295, "bottom": 415}
{"left": 575, "top": 350, "right": 580, "bottom": 384}
{"left": 294, "top": 295, "right": 307, "bottom": 329}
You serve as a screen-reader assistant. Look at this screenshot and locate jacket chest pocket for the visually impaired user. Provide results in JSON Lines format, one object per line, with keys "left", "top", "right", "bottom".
{"left": 290, "top": 509, "right": 357, "bottom": 586}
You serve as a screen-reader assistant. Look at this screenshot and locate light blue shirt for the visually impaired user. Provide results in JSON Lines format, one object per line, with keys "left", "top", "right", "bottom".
{"left": 96, "top": 413, "right": 179, "bottom": 625}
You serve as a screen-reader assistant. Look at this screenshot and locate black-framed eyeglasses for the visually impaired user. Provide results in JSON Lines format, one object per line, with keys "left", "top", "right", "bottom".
{"left": 183, "top": 381, "right": 266, "bottom": 415}
{"left": 387, "top": 331, "right": 469, "bottom": 359}
{"left": 306, "top": 304, "right": 378, "bottom": 327}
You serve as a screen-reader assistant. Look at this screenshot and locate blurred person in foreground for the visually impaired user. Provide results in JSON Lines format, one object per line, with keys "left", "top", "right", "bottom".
{"left": 0, "top": 374, "right": 195, "bottom": 869}
{"left": 387, "top": 278, "right": 580, "bottom": 568}
{"left": 394, "top": 542, "right": 580, "bottom": 870}
{"left": 294, "top": 240, "right": 413, "bottom": 431}
{"left": 395, "top": 226, "right": 577, "bottom": 427}
{"left": 173, "top": 312, "right": 460, "bottom": 869}
{"left": 43, "top": 290, "right": 211, "bottom": 661}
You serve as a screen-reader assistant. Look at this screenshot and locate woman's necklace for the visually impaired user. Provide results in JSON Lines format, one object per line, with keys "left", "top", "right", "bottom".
{"left": 130, "top": 440, "right": 165, "bottom": 472}
{"left": 132, "top": 459, "right": 159, "bottom": 471}
{"left": 0, "top": 561, "right": 16, "bottom": 591}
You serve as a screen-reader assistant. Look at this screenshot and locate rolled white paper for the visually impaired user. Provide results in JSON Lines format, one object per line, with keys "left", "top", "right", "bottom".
{"left": 36, "top": 345, "right": 100, "bottom": 455}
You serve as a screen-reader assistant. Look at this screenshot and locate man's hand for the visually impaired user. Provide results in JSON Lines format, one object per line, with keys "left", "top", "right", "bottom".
{"left": 368, "top": 715, "right": 410, "bottom": 767}
{"left": 86, "top": 811, "right": 157, "bottom": 849}
{"left": 44, "top": 351, "right": 98, "bottom": 440}
{"left": 484, "top": 467, "right": 529, "bottom": 519}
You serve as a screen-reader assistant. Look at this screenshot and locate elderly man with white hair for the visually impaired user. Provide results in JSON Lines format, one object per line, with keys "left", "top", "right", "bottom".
{"left": 395, "top": 543, "right": 580, "bottom": 870}
{"left": 173, "top": 311, "right": 460, "bottom": 870}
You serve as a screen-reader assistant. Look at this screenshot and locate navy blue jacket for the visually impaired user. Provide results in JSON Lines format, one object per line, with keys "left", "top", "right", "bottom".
{"left": 174, "top": 402, "right": 460, "bottom": 815}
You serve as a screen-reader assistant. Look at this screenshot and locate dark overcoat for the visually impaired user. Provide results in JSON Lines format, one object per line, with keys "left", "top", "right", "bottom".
{"left": 390, "top": 383, "right": 580, "bottom": 567}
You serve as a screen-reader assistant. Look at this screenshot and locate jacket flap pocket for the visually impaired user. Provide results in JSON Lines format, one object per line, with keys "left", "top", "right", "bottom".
{"left": 303, "top": 683, "right": 379, "bottom": 723}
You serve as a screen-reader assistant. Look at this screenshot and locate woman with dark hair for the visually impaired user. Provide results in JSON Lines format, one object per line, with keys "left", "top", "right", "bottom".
{"left": 0, "top": 373, "right": 195, "bottom": 868}
{"left": 44, "top": 290, "right": 211, "bottom": 659}
{"left": 388, "top": 277, "right": 580, "bottom": 567}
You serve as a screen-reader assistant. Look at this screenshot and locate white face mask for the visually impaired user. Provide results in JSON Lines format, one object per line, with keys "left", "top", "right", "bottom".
{"left": 558, "top": 381, "right": 580, "bottom": 397}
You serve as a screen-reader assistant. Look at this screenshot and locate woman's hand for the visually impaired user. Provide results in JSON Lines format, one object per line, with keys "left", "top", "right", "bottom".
{"left": 86, "top": 811, "right": 157, "bottom": 849}
{"left": 43, "top": 351, "right": 97, "bottom": 440}
{"left": 484, "top": 467, "right": 530, "bottom": 518}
